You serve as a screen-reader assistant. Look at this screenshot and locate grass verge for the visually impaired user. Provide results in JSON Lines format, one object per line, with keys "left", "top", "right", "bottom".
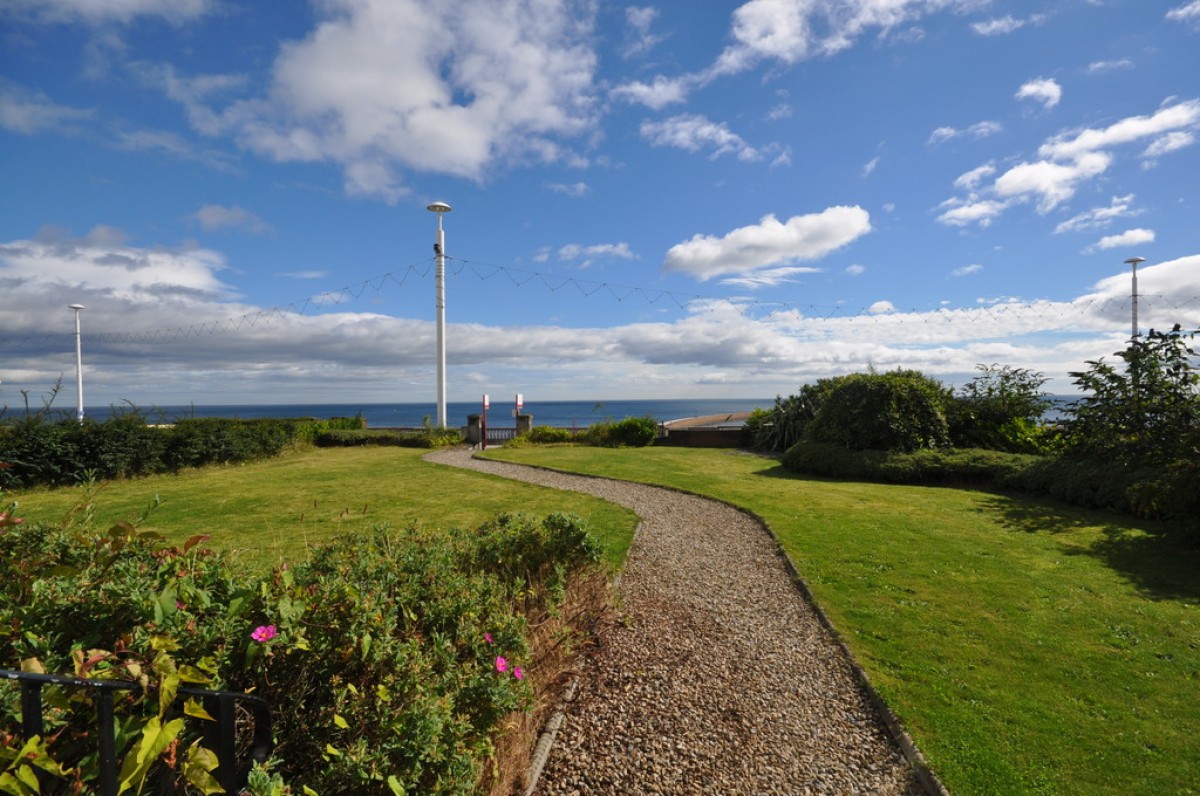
{"left": 7, "top": 446, "right": 637, "bottom": 571}
{"left": 483, "top": 445, "right": 1200, "bottom": 796}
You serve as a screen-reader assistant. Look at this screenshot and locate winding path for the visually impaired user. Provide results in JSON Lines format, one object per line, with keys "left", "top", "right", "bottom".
{"left": 425, "top": 447, "right": 925, "bottom": 795}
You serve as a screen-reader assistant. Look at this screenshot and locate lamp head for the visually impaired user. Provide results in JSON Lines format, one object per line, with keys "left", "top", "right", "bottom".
{"left": 426, "top": 201, "right": 452, "bottom": 214}
{"left": 69, "top": 304, "right": 85, "bottom": 310}
{"left": 1124, "top": 256, "right": 1146, "bottom": 266}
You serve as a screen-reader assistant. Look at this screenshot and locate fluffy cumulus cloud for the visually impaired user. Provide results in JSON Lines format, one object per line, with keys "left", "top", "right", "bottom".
{"left": 167, "top": 0, "right": 601, "bottom": 201}
{"left": 938, "top": 98, "right": 1200, "bottom": 227}
{"left": 613, "top": 0, "right": 981, "bottom": 107}
{"left": 663, "top": 206, "right": 871, "bottom": 281}
{"left": 1015, "top": 77, "right": 1062, "bottom": 110}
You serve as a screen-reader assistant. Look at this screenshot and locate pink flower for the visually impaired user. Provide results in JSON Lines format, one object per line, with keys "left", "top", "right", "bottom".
{"left": 251, "top": 625, "right": 277, "bottom": 643}
{"left": 0, "top": 513, "right": 24, "bottom": 527}
{"left": 484, "top": 633, "right": 493, "bottom": 645}
{"left": 495, "top": 656, "right": 508, "bottom": 673}
{"left": 513, "top": 666, "right": 524, "bottom": 681}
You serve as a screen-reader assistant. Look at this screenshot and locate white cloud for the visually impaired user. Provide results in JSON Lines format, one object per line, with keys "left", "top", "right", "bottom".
{"left": 953, "top": 163, "right": 996, "bottom": 191}
{"left": 611, "top": 76, "right": 694, "bottom": 110}
{"left": 547, "top": 182, "right": 590, "bottom": 198}
{"left": 952, "top": 264, "right": 983, "bottom": 277}
{"left": 868, "top": 300, "right": 895, "bottom": 314}
{"left": 1054, "top": 194, "right": 1141, "bottom": 234}
{"left": 622, "top": 6, "right": 669, "bottom": 58}
{"left": 558, "top": 242, "right": 637, "bottom": 266}
{"left": 862, "top": 156, "right": 880, "bottom": 176}
{"left": 640, "top": 114, "right": 775, "bottom": 162}
{"left": 1166, "top": 1, "right": 1200, "bottom": 23}
{"left": 993, "top": 151, "right": 1111, "bottom": 212}
{"left": 930, "top": 120, "right": 1002, "bottom": 145}
{"left": 1038, "top": 99, "right": 1200, "bottom": 160}
{"left": 190, "top": 205, "right": 273, "bottom": 234}
{"left": 1143, "top": 130, "right": 1196, "bottom": 158}
{"left": 845, "top": 264, "right": 865, "bottom": 276}
{"left": 719, "top": 265, "right": 821, "bottom": 288}
{"left": 1015, "top": 77, "right": 1062, "bottom": 110}
{"left": 278, "top": 271, "right": 327, "bottom": 280}
{"left": 5, "top": 0, "right": 213, "bottom": 24}
{"left": 971, "top": 15, "right": 1024, "bottom": 35}
{"left": 0, "top": 80, "right": 93, "bottom": 134}
{"left": 663, "top": 206, "right": 871, "bottom": 281}
{"left": 940, "top": 98, "right": 1200, "bottom": 228}
{"left": 188, "top": 0, "right": 602, "bottom": 201}
{"left": 114, "top": 129, "right": 238, "bottom": 172}
{"left": 937, "top": 198, "right": 1007, "bottom": 227}
{"left": 1087, "top": 58, "right": 1133, "bottom": 74}
{"left": 1091, "top": 228, "right": 1155, "bottom": 251}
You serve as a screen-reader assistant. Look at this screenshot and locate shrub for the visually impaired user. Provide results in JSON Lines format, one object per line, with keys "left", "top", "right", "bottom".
{"left": 580, "top": 416, "right": 657, "bottom": 448}
{"left": 783, "top": 442, "right": 1037, "bottom": 487}
{"left": 948, "top": 364, "right": 1053, "bottom": 453}
{"left": 1, "top": 511, "right": 603, "bottom": 794}
{"left": 524, "top": 426, "right": 574, "bottom": 444}
{"left": 746, "top": 377, "right": 851, "bottom": 452}
{"left": 804, "top": 370, "right": 952, "bottom": 452}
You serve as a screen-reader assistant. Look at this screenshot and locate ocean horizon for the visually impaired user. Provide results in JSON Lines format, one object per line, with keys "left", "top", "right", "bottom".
{"left": 36, "top": 398, "right": 772, "bottom": 429}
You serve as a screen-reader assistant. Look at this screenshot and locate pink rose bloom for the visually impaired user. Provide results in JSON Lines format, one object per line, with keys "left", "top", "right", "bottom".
{"left": 251, "top": 625, "right": 277, "bottom": 643}
{"left": 495, "top": 656, "right": 508, "bottom": 673}
{"left": 484, "top": 633, "right": 493, "bottom": 645}
{"left": 513, "top": 666, "right": 524, "bottom": 681}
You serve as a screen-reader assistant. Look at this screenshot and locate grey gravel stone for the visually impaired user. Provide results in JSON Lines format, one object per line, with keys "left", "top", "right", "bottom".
{"left": 426, "top": 448, "right": 924, "bottom": 796}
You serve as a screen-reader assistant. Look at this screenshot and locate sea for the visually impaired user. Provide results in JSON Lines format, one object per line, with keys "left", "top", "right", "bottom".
{"left": 54, "top": 398, "right": 772, "bottom": 429}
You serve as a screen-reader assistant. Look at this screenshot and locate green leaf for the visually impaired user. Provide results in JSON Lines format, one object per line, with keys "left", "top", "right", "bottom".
{"left": 184, "top": 697, "right": 215, "bottom": 721}
{"left": 387, "top": 775, "right": 405, "bottom": 795}
{"left": 302, "top": 787, "right": 319, "bottom": 796}
{"left": 116, "top": 716, "right": 184, "bottom": 794}
{"left": 333, "top": 714, "right": 349, "bottom": 730}
{"left": 324, "top": 744, "right": 341, "bottom": 758}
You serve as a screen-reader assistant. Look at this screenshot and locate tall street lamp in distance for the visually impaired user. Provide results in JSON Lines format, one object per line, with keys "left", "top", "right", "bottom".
{"left": 69, "top": 304, "right": 85, "bottom": 423}
{"left": 427, "top": 201, "right": 452, "bottom": 428}
{"left": 1124, "top": 256, "right": 1146, "bottom": 340}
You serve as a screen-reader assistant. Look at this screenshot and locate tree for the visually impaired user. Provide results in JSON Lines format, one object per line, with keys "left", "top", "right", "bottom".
{"left": 804, "top": 370, "right": 952, "bottom": 452}
{"left": 1064, "top": 326, "right": 1199, "bottom": 466}
{"left": 948, "top": 364, "right": 1051, "bottom": 453}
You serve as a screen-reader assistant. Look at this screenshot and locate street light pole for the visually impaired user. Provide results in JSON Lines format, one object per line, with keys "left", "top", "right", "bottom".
{"left": 427, "top": 201, "right": 452, "bottom": 428}
{"left": 1124, "top": 256, "right": 1146, "bottom": 340}
{"left": 69, "top": 304, "right": 85, "bottom": 423}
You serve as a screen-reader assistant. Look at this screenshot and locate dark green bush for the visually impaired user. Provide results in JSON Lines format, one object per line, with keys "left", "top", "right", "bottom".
{"left": 746, "top": 377, "right": 851, "bottom": 452}
{"left": 783, "top": 442, "right": 1036, "bottom": 486}
{"left": 524, "top": 426, "right": 574, "bottom": 444}
{"left": 1, "top": 511, "right": 602, "bottom": 794}
{"left": 948, "top": 364, "right": 1053, "bottom": 453}
{"left": 315, "top": 428, "right": 464, "bottom": 448}
{"left": 580, "top": 416, "right": 657, "bottom": 448}
{"left": 804, "top": 370, "right": 952, "bottom": 452}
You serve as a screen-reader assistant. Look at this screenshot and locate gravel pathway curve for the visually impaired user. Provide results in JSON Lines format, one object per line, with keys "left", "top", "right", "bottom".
{"left": 425, "top": 448, "right": 924, "bottom": 795}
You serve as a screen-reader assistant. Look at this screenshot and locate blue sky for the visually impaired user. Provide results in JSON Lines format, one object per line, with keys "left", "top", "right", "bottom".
{"left": 2, "top": 0, "right": 1198, "bottom": 409}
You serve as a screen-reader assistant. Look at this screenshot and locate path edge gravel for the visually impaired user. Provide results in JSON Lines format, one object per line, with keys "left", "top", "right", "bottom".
{"left": 434, "top": 450, "right": 950, "bottom": 796}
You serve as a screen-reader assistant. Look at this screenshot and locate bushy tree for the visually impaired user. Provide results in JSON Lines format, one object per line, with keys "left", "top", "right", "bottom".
{"left": 948, "top": 364, "right": 1052, "bottom": 453}
{"left": 1064, "top": 326, "right": 1199, "bottom": 466}
{"left": 804, "top": 370, "right": 953, "bottom": 452}
{"left": 747, "top": 376, "right": 853, "bottom": 452}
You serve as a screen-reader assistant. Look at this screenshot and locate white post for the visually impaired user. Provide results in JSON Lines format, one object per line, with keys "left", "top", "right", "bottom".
{"left": 1125, "top": 256, "right": 1145, "bottom": 340}
{"left": 427, "top": 202, "right": 452, "bottom": 428}
{"left": 69, "top": 304, "right": 85, "bottom": 423}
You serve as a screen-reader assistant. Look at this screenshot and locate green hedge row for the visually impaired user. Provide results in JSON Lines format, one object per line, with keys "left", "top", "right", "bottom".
{"left": 0, "top": 414, "right": 364, "bottom": 490}
{"left": 783, "top": 442, "right": 1199, "bottom": 535}
{"left": 314, "top": 428, "right": 464, "bottom": 448}
{"left": 0, "top": 512, "right": 601, "bottom": 794}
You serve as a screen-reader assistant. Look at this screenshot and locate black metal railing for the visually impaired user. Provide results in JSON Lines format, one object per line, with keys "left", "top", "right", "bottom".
{"left": 2, "top": 668, "right": 272, "bottom": 795}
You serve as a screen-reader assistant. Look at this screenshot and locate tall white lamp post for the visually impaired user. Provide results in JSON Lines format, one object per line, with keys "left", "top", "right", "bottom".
{"left": 427, "top": 201, "right": 452, "bottom": 428}
{"left": 1124, "top": 256, "right": 1146, "bottom": 340}
{"left": 69, "top": 303, "right": 85, "bottom": 423}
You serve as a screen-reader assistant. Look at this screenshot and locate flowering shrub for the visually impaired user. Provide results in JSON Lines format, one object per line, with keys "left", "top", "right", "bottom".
{"left": 1, "top": 510, "right": 601, "bottom": 794}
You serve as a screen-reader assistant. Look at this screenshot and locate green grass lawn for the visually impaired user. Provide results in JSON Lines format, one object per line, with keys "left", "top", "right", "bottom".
{"left": 8, "top": 446, "right": 638, "bottom": 570}
{"left": 483, "top": 445, "right": 1200, "bottom": 796}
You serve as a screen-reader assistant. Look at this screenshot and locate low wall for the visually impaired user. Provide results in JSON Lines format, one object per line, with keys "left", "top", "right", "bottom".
{"left": 656, "top": 427, "right": 745, "bottom": 448}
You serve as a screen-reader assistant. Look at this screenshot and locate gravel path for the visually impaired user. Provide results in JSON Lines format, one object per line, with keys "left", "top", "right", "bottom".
{"left": 425, "top": 447, "right": 925, "bottom": 796}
